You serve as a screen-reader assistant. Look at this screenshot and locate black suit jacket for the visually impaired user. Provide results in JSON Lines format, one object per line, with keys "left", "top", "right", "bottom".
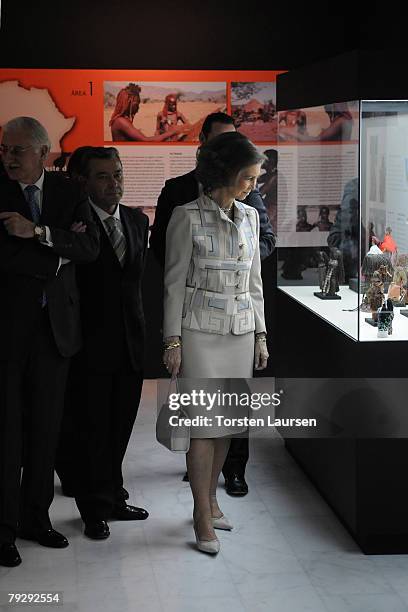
{"left": 0, "top": 171, "right": 99, "bottom": 360}
{"left": 150, "top": 169, "right": 276, "bottom": 266}
{"left": 74, "top": 205, "right": 149, "bottom": 373}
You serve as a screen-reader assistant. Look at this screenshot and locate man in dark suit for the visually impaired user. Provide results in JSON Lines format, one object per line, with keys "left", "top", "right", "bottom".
{"left": 0, "top": 117, "right": 99, "bottom": 567}
{"left": 62, "top": 147, "right": 149, "bottom": 540}
{"left": 150, "top": 112, "right": 276, "bottom": 496}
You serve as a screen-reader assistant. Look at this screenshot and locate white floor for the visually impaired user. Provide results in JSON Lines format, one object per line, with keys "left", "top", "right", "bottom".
{"left": 2, "top": 380, "right": 408, "bottom": 612}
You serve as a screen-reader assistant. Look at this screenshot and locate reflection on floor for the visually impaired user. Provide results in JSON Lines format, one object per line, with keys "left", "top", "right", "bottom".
{"left": 3, "top": 380, "right": 408, "bottom": 612}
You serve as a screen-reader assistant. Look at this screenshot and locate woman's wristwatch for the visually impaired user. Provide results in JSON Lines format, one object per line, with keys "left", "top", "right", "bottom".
{"left": 255, "top": 332, "right": 267, "bottom": 343}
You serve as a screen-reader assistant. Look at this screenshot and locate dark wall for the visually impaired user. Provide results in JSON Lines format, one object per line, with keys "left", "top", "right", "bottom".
{"left": 0, "top": 1, "right": 385, "bottom": 71}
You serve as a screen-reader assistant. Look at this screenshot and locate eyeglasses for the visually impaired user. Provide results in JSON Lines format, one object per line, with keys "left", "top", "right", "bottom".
{"left": 0, "top": 144, "right": 36, "bottom": 156}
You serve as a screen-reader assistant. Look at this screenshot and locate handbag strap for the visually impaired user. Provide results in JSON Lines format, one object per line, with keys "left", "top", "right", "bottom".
{"left": 165, "top": 375, "right": 179, "bottom": 403}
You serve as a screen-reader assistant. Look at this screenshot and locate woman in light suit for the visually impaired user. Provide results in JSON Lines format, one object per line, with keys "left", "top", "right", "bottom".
{"left": 163, "top": 132, "right": 269, "bottom": 554}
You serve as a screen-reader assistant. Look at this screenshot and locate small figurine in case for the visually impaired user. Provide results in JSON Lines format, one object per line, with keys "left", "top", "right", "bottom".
{"left": 314, "top": 247, "right": 345, "bottom": 300}
{"left": 361, "top": 252, "right": 392, "bottom": 300}
{"left": 377, "top": 298, "right": 394, "bottom": 337}
{"left": 365, "top": 270, "right": 385, "bottom": 325}
{"left": 387, "top": 266, "right": 407, "bottom": 306}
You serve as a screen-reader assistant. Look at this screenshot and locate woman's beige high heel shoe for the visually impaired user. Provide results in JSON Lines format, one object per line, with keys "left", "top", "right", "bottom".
{"left": 194, "top": 527, "right": 220, "bottom": 554}
{"left": 212, "top": 514, "right": 233, "bottom": 530}
{"left": 210, "top": 496, "right": 234, "bottom": 530}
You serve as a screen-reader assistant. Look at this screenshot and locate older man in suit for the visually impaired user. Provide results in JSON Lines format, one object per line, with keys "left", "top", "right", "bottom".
{"left": 0, "top": 117, "right": 99, "bottom": 567}
{"left": 61, "top": 147, "right": 149, "bottom": 540}
{"left": 150, "top": 112, "right": 276, "bottom": 496}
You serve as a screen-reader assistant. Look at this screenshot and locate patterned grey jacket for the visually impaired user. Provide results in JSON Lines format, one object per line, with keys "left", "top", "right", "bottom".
{"left": 163, "top": 195, "right": 266, "bottom": 337}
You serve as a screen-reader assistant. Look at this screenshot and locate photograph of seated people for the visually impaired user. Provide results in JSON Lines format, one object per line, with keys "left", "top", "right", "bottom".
{"left": 315, "top": 206, "right": 333, "bottom": 231}
{"left": 155, "top": 93, "right": 191, "bottom": 140}
{"left": 110, "top": 83, "right": 187, "bottom": 142}
{"left": 162, "top": 131, "right": 269, "bottom": 553}
{"left": 279, "top": 102, "right": 353, "bottom": 142}
{"left": 278, "top": 109, "right": 307, "bottom": 135}
{"left": 296, "top": 205, "right": 314, "bottom": 232}
{"left": 56, "top": 147, "right": 149, "bottom": 540}
{"left": 150, "top": 112, "right": 275, "bottom": 496}
{"left": 0, "top": 117, "right": 99, "bottom": 567}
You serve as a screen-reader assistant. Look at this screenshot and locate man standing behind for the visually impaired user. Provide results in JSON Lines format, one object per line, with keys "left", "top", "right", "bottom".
{"left": 0, "top": 117, "right": 99, "bottom": 567}
{"left": 150, "top": 112, "right": 276, "bottom": 496}
{"left": 65, "top": 147, "right": 149, "bottom": 540}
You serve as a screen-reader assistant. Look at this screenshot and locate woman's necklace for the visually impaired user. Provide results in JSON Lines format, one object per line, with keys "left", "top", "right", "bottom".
{"left": 221, "top": 205, "right": 234, "bottom": 219}
{"left": 219, "top": 201, "right": 234, "bottom": 215}
{"left": 208, "top": 192, "right": 234, "bottom": 218}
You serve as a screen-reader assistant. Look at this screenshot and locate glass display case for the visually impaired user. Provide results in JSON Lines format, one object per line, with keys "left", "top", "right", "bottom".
{"left": 277, "top": 99, "right": 408, "bottom": 341}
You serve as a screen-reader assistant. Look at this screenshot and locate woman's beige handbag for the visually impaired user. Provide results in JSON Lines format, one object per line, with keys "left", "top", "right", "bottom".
{"left": 156, "top": 377, "right": 190, "bottom": 453}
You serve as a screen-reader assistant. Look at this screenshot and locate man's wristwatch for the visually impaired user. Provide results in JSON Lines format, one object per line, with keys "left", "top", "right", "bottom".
{"left": 33, "top": 224, "right": 46, "bottom": 242}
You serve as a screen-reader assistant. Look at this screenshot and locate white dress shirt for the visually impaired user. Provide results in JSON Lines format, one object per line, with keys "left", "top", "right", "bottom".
{"left": 89, "top": 199, "right": 123, "bottom": 235}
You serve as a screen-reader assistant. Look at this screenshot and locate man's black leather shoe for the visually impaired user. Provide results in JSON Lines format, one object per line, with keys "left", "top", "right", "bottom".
{"left": 84, "top": 520, "right": 110, "bottom": 540}
{"left": 111, "top": 504, "right": 149, "bottom": 521}
{"left": 0, "top": 543, "right": 22, "bottom": 567}
{"left": 225, "top": 474, "right": 249, "bottom": 496}
{"left": 19, "top": 528, "right": 69, "bottom": 548}
{"left": 118, "top": 487, "right": 129, "bottom": 501}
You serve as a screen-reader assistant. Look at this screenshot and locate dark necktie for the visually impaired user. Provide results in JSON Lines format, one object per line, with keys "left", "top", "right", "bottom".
{"left": 24, "top": 184, "right": 41, "bottom": 223}
{"left": 25, "top": 184, "right": 46, "bottom": 306}
{"left": 104, "top": 216, "right": 126, "bottom": 266}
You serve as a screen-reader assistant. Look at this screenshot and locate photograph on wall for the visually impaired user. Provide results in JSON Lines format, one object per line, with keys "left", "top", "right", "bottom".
{"left": 231, "top": 81, "right": 277, "bottom": 142}
{"left": 104, "top": 81, "right": 227, "bottom": 143}
{"left": 295, "top": 204, "right": 340, "bottom": 232}
{"left": 278, "top": 100, "right": 359, "bottom": 143}
{"left": 276, "top": 141, "right": 359, "bottom": 247}
{"left": 0, "top": 68, "right": 279, "bottom": 233}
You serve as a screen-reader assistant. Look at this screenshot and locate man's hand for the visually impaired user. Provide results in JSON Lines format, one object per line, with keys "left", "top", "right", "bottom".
{"left": 0, "top": 212, "right": 35, "bottom": 238}
{"left": 70, "top": 221, "right": 87, "bottom": 233}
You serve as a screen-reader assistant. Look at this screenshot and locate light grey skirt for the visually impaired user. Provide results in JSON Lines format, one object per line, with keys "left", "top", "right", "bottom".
{"left": 179, "top": 329, "right": 254, "bottom": 438}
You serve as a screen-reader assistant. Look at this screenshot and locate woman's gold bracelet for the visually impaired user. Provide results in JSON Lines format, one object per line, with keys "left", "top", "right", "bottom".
{"left": 164, "top": 341, "right": 181, "bottom": 351}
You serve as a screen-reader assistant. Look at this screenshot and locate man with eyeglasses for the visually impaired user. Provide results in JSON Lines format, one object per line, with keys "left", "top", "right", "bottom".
{"left": 0, "top": 117, "right": 99, "bottom": 567}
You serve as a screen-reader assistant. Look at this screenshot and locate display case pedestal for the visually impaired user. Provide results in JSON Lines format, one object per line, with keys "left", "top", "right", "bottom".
{"left": 284, "top": 437, "right": 408, "bottom": 554}
{"left": 314, "top": 292, "right": 341, "bottom": 300}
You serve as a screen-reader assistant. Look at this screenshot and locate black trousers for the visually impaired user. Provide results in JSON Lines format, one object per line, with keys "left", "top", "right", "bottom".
{"left": 0, "top": 310, "right": 69, "bottom": 544}
{"left": 222, "top": 436, "right": 249, "bottom": 478}
{"left": 59, "top": 361, "right": 143, "bottom": 522}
